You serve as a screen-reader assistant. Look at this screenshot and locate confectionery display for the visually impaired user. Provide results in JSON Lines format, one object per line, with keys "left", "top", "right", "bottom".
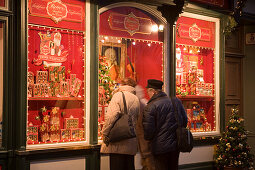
{"left": 176, "top": 15, "right": 217, "bottom": 133}
{"left": 27, "top": 24, "right": 85, "bottom": 145}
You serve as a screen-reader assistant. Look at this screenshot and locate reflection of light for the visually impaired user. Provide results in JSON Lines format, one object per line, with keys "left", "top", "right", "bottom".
{"left": 159, "top": 25, "right": 164, "bottom": 32}
{"left": 183, "top": 47, "right": 187, "bottom": 51}
{"left": 197, "top": 49, "right": 200, "bottom": 53}
{"left": 148, "top": 43, "right": 151, "bottom": 47}
{"left": 101, "top": 40, "right": 105, "bottom": 43}
{"left": 190, "top": 50, "right": 193, "bottom": 53}
{"left": 117, "top": 40, "right": 121, "bottom": 43}
{"left": 151, "top": 25, "right": 158, "bottom": 32}
{"left": 104, "top": 36, "right": 108, "bottom": 40}
{"left": 132, "top": 41, "right": 136, "bottom": 45}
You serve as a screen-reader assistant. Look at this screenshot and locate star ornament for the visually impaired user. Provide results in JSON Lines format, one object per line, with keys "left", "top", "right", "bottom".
{"left": 41, "top": 106, "right": 47, "bottom": 113}
{"left": 52, "top": 107, "right": 58, "bottom": 115}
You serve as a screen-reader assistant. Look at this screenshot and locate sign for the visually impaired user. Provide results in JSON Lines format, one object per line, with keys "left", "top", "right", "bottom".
{"left": 33, "top": 31, "right": 68, "bottom": 66}
{"left": 109, "top": 12, "right": 152, "bottom": 36}
{"left": 177, "top": 23, "right": 211, "bottom": 42}
{"left": 246, "top": 33, "right": 255, "bottom": 44}
{"left": 29, "top": 0, "right": 83, "bottom": 23}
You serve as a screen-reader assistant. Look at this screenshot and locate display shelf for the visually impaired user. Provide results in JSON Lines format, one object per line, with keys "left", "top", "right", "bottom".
{"left": 177, "top": 95, "right": 214, "bottom": 101}
{"left": 28, "top": 97, "right": 84, "bottom": 101}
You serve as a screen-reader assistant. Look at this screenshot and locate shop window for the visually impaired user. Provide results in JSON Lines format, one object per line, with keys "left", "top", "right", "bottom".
{"left": 176, "top": 13, "right": 220, "bottom": 136}
{"left": 0, "top": 22, "right": 3, "bottom": 146}
{"left": 27, "top": 0, "right": 86, "bottom": 147}
{"left": 98, "top": 6, "right": 165, "bottom": 140}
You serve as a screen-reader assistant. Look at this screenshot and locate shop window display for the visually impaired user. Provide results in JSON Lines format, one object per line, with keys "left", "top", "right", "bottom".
{"left": 176, "top": 14, "right": 220, "bottom": 134}
{"left": 98, "top": 7, "right": 164, "bottom": 140}
{"left": 27, "top": 0, "right": 86, "bottom": 146}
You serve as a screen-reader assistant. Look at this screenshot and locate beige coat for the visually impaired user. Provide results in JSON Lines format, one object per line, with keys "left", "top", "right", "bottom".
{"left": 100, "top": 85, "right": 140, "bottom": 155}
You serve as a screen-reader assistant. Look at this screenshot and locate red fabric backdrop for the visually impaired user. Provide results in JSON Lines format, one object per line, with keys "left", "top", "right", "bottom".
{"left": 126, "top": 41, "right": 163, "bottom": 98}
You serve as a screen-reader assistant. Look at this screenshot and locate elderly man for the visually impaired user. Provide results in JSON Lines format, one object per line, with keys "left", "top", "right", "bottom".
{"left": 142, "top": 79, "right": 188, "bottom": 170}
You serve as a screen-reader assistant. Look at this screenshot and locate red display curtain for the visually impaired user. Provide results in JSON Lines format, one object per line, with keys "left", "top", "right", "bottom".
{"left": 127, "top": 41, "right": 163, "bottom": 99}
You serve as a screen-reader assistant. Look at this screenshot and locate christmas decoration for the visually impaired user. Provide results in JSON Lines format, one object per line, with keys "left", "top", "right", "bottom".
{"left": 214, "top": 107, "right": 254, "bottom": 169}
{"left": 98, "top": 55, "right": 116, "bottom": 104}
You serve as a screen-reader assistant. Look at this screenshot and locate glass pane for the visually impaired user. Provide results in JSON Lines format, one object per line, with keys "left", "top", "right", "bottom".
{"left": 176, "top": 15, "right": 218, "bottom": 133}
{"left": 98, "top": 7, "right": 164, "bottom": 140}
{"left": 0, "top": 21, "right": 3, "bottom": 146}
{"left": 27, "top": 0, "right": 86, "bottom": 146}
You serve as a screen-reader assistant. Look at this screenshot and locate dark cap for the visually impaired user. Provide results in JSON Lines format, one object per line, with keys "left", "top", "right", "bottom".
{"left": 146, "top": 79, "right": 163, "bottom": 89}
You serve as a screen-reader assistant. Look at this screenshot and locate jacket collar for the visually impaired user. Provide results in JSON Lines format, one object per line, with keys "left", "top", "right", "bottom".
{"left": 147, "top": 91, "right": 167, "bottom": 104}
{"left": 118, "top": 85, "right": 136, "bottom": 94}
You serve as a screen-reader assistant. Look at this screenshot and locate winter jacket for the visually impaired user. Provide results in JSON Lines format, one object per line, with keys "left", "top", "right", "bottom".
{"left": 143, "top": 91, "right": 187, "bottom": 155}
{"left": 100, "top": 85, "right": 140, "bottom": 155}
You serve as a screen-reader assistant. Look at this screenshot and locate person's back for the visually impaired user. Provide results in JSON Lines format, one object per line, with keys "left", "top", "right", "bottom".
{"left": 142, "top": 79, "right": 187, "bottom": 170}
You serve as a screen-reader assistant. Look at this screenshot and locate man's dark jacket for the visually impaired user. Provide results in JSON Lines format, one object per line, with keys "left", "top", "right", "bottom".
{"left": 143, "top": 91, "right": 188, "bottom": 155}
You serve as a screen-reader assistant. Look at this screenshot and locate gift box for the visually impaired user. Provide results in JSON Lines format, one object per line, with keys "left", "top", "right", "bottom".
{"left": 71, "top": 128, "right": 84, "bottom": 140}
{"left": 36, "top": 71, "right": 48, "bottom": 84}
{"left": 58, "top": 66, "right": 66, "bottom": 82}
{"left": 28, "top": 83, "right": 33, "bottom": 97}
{"left": 71, "top": 78, "right": 82, "bottom": 97}
{"left": 65, "top": 118, "right": 79, "bottom": 129}
{"left": 28, "top": 71, "right": 34, "bottom": 85}
{"left": 27, "top": 125, "right": 39, "bottom": 143}
{"left": 48, "top": 66, "right": 55, "bottom": 82}
{"left": 33, "top": 84, "right": 41, "bottom": 97}
{"left": 61, "top": 129, "right": 71, "bottom": 140}
{"left": 60, "top": 81, "right": 69, "bottom": 97}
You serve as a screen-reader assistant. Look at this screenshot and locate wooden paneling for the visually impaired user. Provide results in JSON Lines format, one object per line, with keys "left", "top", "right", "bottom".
{"left": 225, "top": 56, "right": 243, "bottom": 121}
{"left": 225, "top": 27, "right": 244, "bottom": 56}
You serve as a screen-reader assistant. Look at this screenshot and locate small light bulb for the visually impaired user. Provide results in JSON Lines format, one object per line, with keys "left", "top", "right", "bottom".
{"left": 148, "top": 43, "right": 151, "bottom": 47}
{"left": 132, "top": 41, "right": 136, "bottom": 45}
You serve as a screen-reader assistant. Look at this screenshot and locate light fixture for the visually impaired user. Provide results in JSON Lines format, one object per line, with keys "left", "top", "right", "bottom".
{"left": 158, "top": 25, "right": 164, "bottom": 32}
{"left": 132, "top": 41, "right": 136, "bottom": 45}
{"left": 117, "top": 40, "right": 121, "bottom": 43}
{"left": 148, "top": 43, "right": 151, "bottom": 47}
{"left": 151, "top": 25, "right": 158, "bottom": 32}
{"left": 104, "top": 36, "right": 108, "bottom": 40}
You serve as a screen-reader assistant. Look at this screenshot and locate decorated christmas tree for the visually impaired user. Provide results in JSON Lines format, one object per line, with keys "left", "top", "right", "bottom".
{"left": 214, "top": 107, "right": 254, "bottom": 169}
{"left": 98, "top": 55, "right": 115, "bottom": 105}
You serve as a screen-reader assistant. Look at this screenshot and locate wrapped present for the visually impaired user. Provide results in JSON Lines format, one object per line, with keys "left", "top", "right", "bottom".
{"left": 28, "top": 71, "right": 34, "bottom": 85}
{"left": 71, "top": 128, "right": 84, "bottom": 140}
{"left": 28, "top": 83, "right": 33, "bottom": 97}
{"left": 58, "top": 66, "right": 66, "bottom": 82}
{"left": 61, "top": 129, "right": 71, "bottom": 140}
{"left": 33, "top": 84, "right": 40, "bottom": 97}
{"left": 71, "top": 78, "right": 82, "bottom": 97}
{"left": 65, "top": 118, "right": 79, "bottom": 129}
{"left": 44, "top": 83, "right": 50, "bottom": 97}
{"left": 36, "top": 71, "right": 48, "bottom": 84}
{"left": 48, "top": 66, "right": 55, "bottom": 82}
{"left": 50, "top": 107, "right": 60, "bottom": 125}
{"left": 60, "top": 81, "right": 69, "bottom": 97}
